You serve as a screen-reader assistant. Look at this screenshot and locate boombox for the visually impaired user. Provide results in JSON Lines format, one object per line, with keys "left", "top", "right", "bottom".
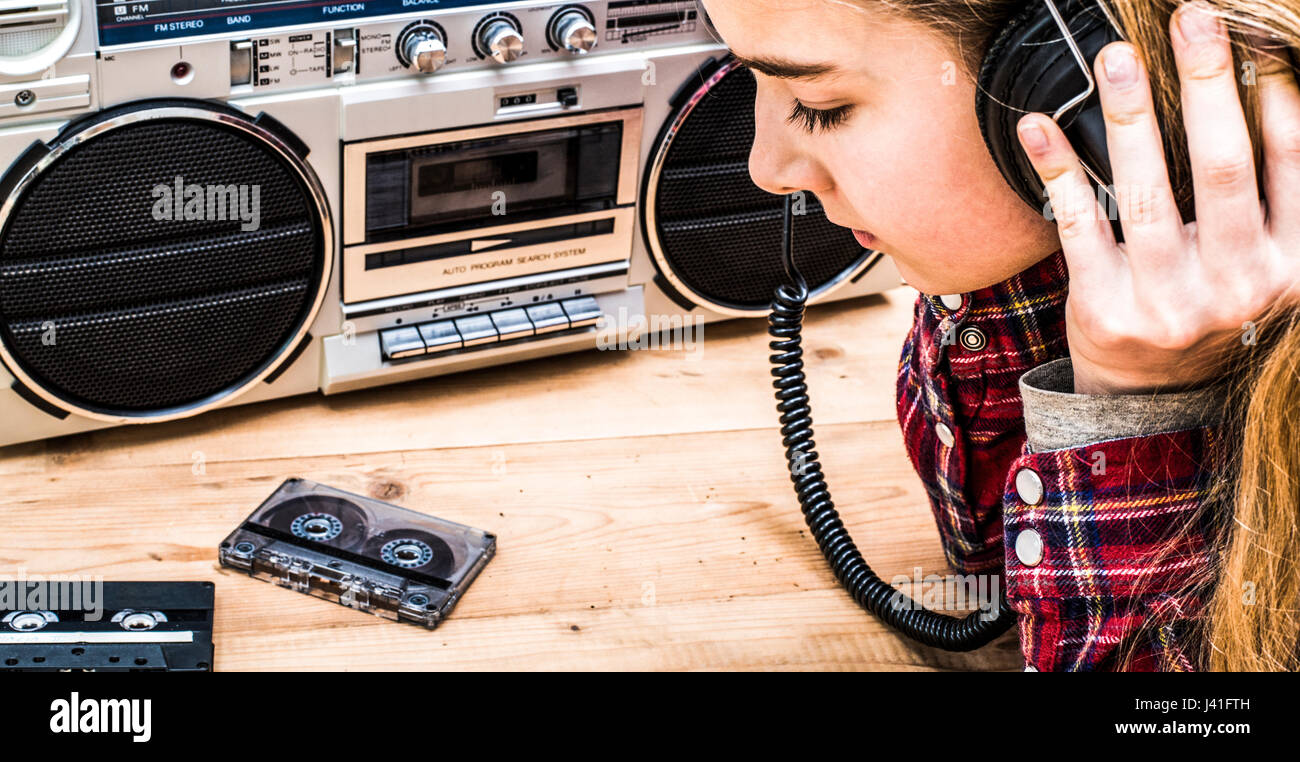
{"left": 0, "top": 0, "right": 900, "bottom": 448}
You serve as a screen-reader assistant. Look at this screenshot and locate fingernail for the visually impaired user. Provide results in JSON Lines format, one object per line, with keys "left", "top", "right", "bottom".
{"left": 1018, "top": 121, "right": 1049, "bottom": 153}
{"left": 1178, "top": 3, "right": 1219, "bottom": 44}
{"left": 1104, "top": 45, "right": 1138, "bottom": 87}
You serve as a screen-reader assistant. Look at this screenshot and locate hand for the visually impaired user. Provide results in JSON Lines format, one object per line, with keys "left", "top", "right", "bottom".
{"left": 1015, "top": 1, "right": 1300, "bottom": 395}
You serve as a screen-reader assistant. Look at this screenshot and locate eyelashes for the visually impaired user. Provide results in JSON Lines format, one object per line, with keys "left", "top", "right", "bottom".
{"left": 733, "top": 60, "right": 854, "bottom": 134}
{"left": 787, "top": 100, "right": 853, "bottom": 133}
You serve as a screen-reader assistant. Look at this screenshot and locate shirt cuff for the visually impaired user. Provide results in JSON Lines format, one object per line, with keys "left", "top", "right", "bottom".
{"left": 1018, "top": 357, "right": 1231, "bottom": 452}
{"left": 1003, "top": 424, "right": 1220, "bottom": 671}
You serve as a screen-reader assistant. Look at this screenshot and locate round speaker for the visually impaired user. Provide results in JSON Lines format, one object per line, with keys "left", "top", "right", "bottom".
{"left": 641, "top": 57, "right": 878, "bottom": 316}
{"left": 0, "top": 99, "right": 333, "bottom": 422}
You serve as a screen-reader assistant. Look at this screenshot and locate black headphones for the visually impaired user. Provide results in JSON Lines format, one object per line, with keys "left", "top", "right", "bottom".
{"left": 977, "top": 0, "right": 1128, "bottom": 240}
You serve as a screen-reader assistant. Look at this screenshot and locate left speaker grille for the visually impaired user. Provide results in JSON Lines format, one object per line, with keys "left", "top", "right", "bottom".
{"left": 0, "top": 111, "right": 327, "bottom": 416}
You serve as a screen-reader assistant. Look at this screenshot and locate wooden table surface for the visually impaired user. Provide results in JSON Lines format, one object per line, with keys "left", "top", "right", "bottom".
{"left": 0, "top": 285, "right": 1021, "bottom": 671}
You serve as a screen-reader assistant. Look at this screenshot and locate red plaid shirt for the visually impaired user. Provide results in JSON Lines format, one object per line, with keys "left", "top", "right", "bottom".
{"left": 895, "top": 248, "right": 1226, "bottom": 671}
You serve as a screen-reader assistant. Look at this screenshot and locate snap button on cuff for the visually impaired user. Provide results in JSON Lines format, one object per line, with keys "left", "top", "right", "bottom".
{"left": 1015, "top": 467, "right": 1044, "bottom": 505}
{"left": 1015, "top": 528, "right": 1044, "bottom": 567}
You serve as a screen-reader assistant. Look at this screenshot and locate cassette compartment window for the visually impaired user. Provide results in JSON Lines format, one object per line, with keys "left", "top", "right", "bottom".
{"left": 365, "top": 121, "right": 623, "bottom": 240}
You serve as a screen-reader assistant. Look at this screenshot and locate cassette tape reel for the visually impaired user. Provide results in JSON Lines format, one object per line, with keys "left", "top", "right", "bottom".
{"left": 219, "top": 479, "right": 495, "bottom": 629}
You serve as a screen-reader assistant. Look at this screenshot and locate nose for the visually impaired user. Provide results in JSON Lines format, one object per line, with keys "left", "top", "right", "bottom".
{"left": 747, "top": 86, "right": 834, "bottom": 198}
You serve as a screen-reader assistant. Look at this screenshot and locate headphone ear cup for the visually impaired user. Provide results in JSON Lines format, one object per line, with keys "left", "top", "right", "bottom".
{"left": 976, "top": 0, "right": 1125, "bottom": 240}
{"left": 975, "top": 1, "right": 1045, "bottom": 169}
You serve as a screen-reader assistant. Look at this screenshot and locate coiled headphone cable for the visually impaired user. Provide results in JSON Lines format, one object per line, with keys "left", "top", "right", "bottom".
{"left": 767, "top": 193, "right": 1015, "bottom": 651}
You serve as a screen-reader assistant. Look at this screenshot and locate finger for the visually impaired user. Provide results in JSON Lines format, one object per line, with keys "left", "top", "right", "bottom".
{"left": 1172, "top": 2, "right": 1266, "bottom": 256}
{"left": 1016, "top": 112, "right": 1122, "bottom": 287}
{"left": 1246, "top": 29, "right": 1300, "bottom": 244}
{"left": 1093, "top": 41, "right": 1187, "bottom": 279}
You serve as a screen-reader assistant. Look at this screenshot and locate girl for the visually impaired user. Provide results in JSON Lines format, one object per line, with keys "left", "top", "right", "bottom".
{"left": 700, "top": 0, "right": 1300, "bottom": 670}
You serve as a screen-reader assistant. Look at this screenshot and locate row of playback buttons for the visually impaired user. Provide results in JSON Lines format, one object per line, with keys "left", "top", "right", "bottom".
{"left": 380, "top": 296, "right": 604, "bottom": 361}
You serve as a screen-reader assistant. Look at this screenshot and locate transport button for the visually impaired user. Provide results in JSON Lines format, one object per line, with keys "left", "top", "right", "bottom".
{"left": 525, "top": 302, "right": 570, "bottom": 334}
{"left": 453, "top": 314, "right": 499, "bottom": 347}
{"left": 490, "top": 308, "right": 535, "bottom": 341}
{"left": 418, "top": 320, "right": 462, "bottom": 354}
{"left": 380, "top": 326, "right": 426, "bottom": 360}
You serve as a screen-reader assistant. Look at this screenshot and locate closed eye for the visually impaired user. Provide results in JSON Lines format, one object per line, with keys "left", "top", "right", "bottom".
{"left": 787, "top": 100, "right": 853, "bottom": 134}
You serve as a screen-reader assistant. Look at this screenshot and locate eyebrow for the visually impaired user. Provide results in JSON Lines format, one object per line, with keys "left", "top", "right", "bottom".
{"left": 729, "top": 53, "right": 841, "bottom": 81}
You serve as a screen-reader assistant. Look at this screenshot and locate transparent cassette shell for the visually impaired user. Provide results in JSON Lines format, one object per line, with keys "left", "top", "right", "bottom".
{"left": 219, "top": 478, "right": 496, "bottom": 629}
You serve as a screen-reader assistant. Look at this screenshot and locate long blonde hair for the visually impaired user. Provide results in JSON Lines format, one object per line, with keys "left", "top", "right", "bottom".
{"left": 864, "top": 0, "right": 1300, "bottom": 670}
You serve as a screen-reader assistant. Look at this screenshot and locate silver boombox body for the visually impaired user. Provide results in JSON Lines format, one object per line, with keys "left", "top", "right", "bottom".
{"left": 0, "top": 0, "right": 900, "bottom": 447}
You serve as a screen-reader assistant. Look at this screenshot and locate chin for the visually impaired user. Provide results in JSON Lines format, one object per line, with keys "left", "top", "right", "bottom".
{"left": 893, "top": 262, "right": 955, "bottom": 296}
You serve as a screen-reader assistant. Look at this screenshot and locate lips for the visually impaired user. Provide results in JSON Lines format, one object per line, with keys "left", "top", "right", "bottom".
{"left": 822, "top": 211, "right": 878, "bottom": 249}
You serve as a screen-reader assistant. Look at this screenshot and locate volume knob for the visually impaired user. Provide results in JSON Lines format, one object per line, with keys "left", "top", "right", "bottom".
{"left": 401, "top": 28, "right": 447, "bottom": 74}
{"left": 479, "top": 18, "right": 524, "bottom": 64}
{"left": 554, "top": 10, "right": 597, "bottom": 54}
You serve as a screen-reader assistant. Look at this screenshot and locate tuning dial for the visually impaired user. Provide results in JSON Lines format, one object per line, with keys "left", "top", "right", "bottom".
{"left": 399, "top": 25, "right": 446, "bottom": 73}
{"left": 552, "top": 10, "right": 597, "bottom": 54}
{"left": 478, "top": 18, "right": 524, "bottom": 64}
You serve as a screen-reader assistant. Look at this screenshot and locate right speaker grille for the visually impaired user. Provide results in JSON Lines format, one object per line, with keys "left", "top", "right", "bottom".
{"left": 643, "top": 57, "right": 874, "bottom": 313}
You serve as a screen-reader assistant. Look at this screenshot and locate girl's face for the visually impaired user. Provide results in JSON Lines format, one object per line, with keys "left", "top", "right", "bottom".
{"left": 700, "top": 0, "right": 1063, "bottom": 294}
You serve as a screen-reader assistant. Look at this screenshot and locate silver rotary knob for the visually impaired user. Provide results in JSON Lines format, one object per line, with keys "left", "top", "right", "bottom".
{"left": 401, "top": 28, "right": 446, "bottom": 74}
{"left": 479, "top": 18, "right": 524, "bottom": 63}
{"left": 554, "top": 10, "right": 597, "bottom": 54}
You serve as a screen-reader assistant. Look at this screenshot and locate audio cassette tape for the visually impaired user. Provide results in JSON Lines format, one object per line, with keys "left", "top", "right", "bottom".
{"left": 0, "top": 581, "right": 215, "bottom": 672}
{"left": 219, "top": 479, "right": 496, "bottom": 629}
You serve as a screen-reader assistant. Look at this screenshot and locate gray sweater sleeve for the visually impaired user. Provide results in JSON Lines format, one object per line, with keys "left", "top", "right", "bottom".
{"left": 1018, "top": 357, "right": 1231, "bottom": 453}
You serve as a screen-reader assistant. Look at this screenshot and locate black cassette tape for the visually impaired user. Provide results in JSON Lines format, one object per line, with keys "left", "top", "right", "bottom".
{"left": 0, "top": 581, "right": 214, "bottom": 671}
{"left": 219, "top": 478, "right": 496, "bottom": 629}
